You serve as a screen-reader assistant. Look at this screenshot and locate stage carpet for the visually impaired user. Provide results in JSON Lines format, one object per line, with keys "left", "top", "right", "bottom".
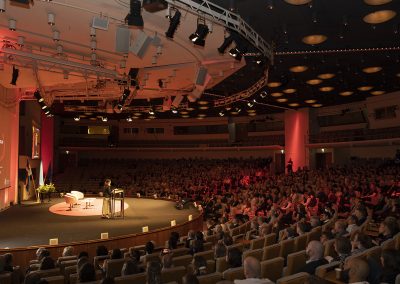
{"left": 0, "top": 198, "right": 199, "bottom": 248}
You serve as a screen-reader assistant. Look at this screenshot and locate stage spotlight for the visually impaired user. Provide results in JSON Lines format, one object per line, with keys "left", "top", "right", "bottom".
{"left": 219, "top": 111, "right": 225, "bottom": 117}
{"left": 74, "top": 116, "right": 80, "bottom": 121}
{"left": 247, "top": 101, "right": 254, "bottom": 108}
{"left": 17, "top": 36, "right": 24, "bottom": 47}
{"left": 189, "top": 23, "right": 209, "bottom": 46}
{"left": 125, "top": 0, "right": 144, "bottom": 27}
{"left": 90, "top": 40, "right": 97, "bottom": 51}
{"left": 53, "top": 30, "right": 60, "bottom": 42}
{"left": 0, "top": 0, "right": 5, "bottom": 13}
{"left": 149, "top": 109, "right": 155, "bottom": 115}
{"left": 171, "top": 108, "right": 178, "bottom": 114}
{"left": 10, "top": 65, "right": 19, "bottom": 85}
{"left": 260, "top": 91, "right": 268, "bottom": 98}
{"left": 9, "top": 19, "right": 16, "bottom": 31}
{"left": 34, "top": 90, "right": 44, "bottom": 103}
{"left": 126, "top": 116, "right": 133, "bottom": 122}
{"left": 165, "top": 9, "right": 181, "bottom": 39}
{"left": 229, "top": 37, "right": 248, "bottom": 61}
{"left": 102, "top": 117, "right": 108, "bottom": 122}
{"left": 48, "top": 13, "right": 55, "bottom": 26}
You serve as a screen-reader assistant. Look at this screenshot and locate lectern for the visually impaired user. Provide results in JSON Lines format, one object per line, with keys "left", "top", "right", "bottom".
{"left": 111, "top": 189, "right": 125, "bottom": 218}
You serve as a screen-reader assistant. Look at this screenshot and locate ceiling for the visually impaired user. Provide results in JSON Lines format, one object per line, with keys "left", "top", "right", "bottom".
{"left": 0, "top": 0, "right": 399, "bottom": 121}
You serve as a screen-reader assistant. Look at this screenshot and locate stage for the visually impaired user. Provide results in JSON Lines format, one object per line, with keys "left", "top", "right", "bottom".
{"left": 0, "top": 198, "right": 200, "bottom": 248}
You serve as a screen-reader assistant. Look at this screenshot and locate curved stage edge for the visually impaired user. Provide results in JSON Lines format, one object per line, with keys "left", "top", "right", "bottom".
{"left": 0, "top": 198, "right": 203, "bottom": 268}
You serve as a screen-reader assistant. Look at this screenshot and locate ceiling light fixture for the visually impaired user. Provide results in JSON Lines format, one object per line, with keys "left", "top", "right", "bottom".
{"left": 90, "top": 27, "right": 96, "bottom": 38}
{"left": 302, "top": 34, "right": 327, "bottom": 45}
{"left": 260, "top": 91, "right": 268, "bottom": 98}
{"left": 283, "top": 88, "right": 296, "bottom": 94}
{"left": 371, "top": 90, "right": 385, "bottom": 95}
{"left": 90, "top": 40, "right": 97, "bottom": 51}
{"left": 53, "top": 30, "right": 60, "bottom": 42}
{"left": 319, "top": 86, "right": 334, "bottom": 92}
{"left": 48, "top": 13, "right": 55, "bottom": 26}
{"left": 363, "top": 10, "right": 396, "bottom": 24}
{"left": 362, "top": 66, "right": 382, "bottom": 73}
{"left": 318, "top": 73, "right": 335, "bottom": 79}
{"left": 289, "top": 103, "right": 300, "bottom": 107}
{"left": 358, "top": 86, "right": 373, "bottom": 91}
{"left": 339, "top": 91, "right": 354, "bottom": 96}
{"left": 284, "top": 0, "right": 312, "bottom": 5}
{"left": 189, "top": 21, "right": 209, "bottom": 47}
{"left": 9, "top": 19, "right": 16, "bottom": 31}
{"left": 289, "top": 65, "right": 308, "bottom": 73}
{"left": 102, "top": 117, "right": 108, "bottom": 122}
{"left": 165, "top": 9, "right": 181, "bottom": 39}
{"left": 74, "top": 116, "right": 80, "bottom": 121}
{"left": 305, "top": 99, "right": 317, "bottom": 104}
{"left": 126, "top": 116, "right": 133, "bottom": 122}
{"left": 17, "top": 36, "right": 24, "bottom": 47}
{"left": 218, "top": 31, "right": 235, "bottom": 54}
{"left": 312, "top": 103, "right": 323, "bottom": 107}
{"left": 0, "top": 0, "right": 5, "bottom": 12}
{"left": 306, "top": 79, "right": 323, "bottom": 85}
{"left": 267, "top": 82, "right": 282, "bottom": 88}
{"left": 277, "top": 98, "right": 288, "bottom": 103}
{"left": 125, "top": 0, "right": 144, "bottom": 27}
{"left": 271, "top": 92, "right": 283, "bottom": 97}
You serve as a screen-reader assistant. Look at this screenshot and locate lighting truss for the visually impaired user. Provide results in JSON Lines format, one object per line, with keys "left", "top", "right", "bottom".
{"left": 165, "top": 0, "right": 274, "bottom": 63}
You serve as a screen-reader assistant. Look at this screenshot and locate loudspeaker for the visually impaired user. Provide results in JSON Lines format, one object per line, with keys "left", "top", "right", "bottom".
{"left": 130, "top": 31, "right": 152, "bottom": 58}
{"left": 228, "top": 121, "right": 248, "bottom": 143}
{"left": 115, "top": 26, "right": 131, "bottom": 53}
{"left": 195, "top": 66, "right": 208, "bottom": 86}
{"left": 92, "top": 16, "right": 109, "bottom": 31}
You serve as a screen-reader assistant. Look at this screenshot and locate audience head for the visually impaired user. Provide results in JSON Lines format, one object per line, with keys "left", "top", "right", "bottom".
{"left": 36, "top": 248, "right": 50, "bottom": 262}
{"left": 78, "top": 262, "right": 96, "bottom": 283}
{"left": 227, "top": 248, "right": 242, "bottom": 268}
{"left": 351, "top": 232, "right": 372, "bottom": 251}
{"left": 96, "top": 245, "right": 108, "bottom": 257}
{"left": 379, "top": 216, "right": 399, "bottom": 237}
{"left": 110, "top": 248, "right": 122, "bottom": 259}
{"left": 147, "top": 261, "right": 162, "bottom": 284}
{"left": 145, "top": 241, "right": 155, "bottom": 254}
{"left": 347, "top": 215, "right": 358, "bottom": 226}
{"left": 39, "top": 256, "right": 55, "bottom": 270}
{"left": 24, "top": 272, "right": 41, "bottom": 284}
{"left": 310, "top": 216, "right": 321, "bottom": 228}
{"left": 188, "top": 230, "right": 196, "bottom": 239}
{"left": 192, "top": 255, "right": 207, "bottom": 276}
{"left": 243, "top": 256, "right": 261, "bottom": 279}
{"left": 78, "top": 251, "right": 89, "bottom": 259}
{"left": 333, "top": 220, "right": 347, "bottom": 236}
{"left": 77, "top": 256, "right": 89, "bottom": 271}
{"left": 334, "top": 237, "right": 352, "bottom": 256}
{"left": 320, "top": 230, "right": 334, "bottom": 245}
{"left": 62, "top": 246, "right": 74, "bottom": 257}
{"left": 168, "top": 237, "right": 178, "bottom": 250}
{"left": 121, "top": 259, "right": 139, "bottom": 276}
{"left": 129, "top": 249, "right": 141, "bottom": 262}
{"left": 214, "top": 242, "right": 227, "bottom": 258}
{"left": 191, "top": 239, "right": 204, "bottom": 254}
{"left": 306, "top": 240, "right": 324, "bottom": 261}
{"left": 195, "top": 231, "right": 204, "bottom": 241}
{"left": 345, "top": 258, "right": 369, "bottom": 283}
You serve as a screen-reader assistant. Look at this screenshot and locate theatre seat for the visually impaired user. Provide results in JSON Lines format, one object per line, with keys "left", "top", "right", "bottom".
{"left": 222, "top": 267, "right": 244, "bottom": 281}
{"left": 161, "top": 266, "right": 186, "bottom": 284}
{"left": 0, "top": 273, "right": 12, "bottom": 284}
{"left": 194, "top": 250, "right": 214, "bottom": 261}
{"left": 315, "top": 261, "right": 340, "bottom": 278}
{"left": 261, "top": 257, "right": 284, "bottom": 282}
{"left": 250, "top": 237, "right": 266, "bottom": 250}
{"left": 263, "top": 244, "right": 281, "bottom": 261}
{"left": 104, "top": 258, "right": 125, "bottom": 278}
{"left": 284, "top": 250, "right": 307, "bottom": 276}
{"left": 42, "top": 275, "right": 64, "bottom": 284}
{"left": 64, "top": 194, "right": 77, "bottom": 211}
{"left": 35, "top": 268, "right": 62, "bottom": 278}
{"left": 115, "top": 272, "right": 146, "bottom": 284}
{"left": 276, "top": 272, "right": 310, "bottom": 284}
{"left": 197, "top": 272, "right": 223, "bottom": 284}
{"left": 171, "top": 247, "right": 190, "bottom": 257}
{"left": 216, "top": 257, "right": 228, "bottom": 273}
{"left": 264, "top": 233, "right": 277, "bottom": 247}
{"left": 172, "top": 255, "right": 193, "bottom": 267}
{"left": 243, "top": 248, "right": 263, "bottom": 261}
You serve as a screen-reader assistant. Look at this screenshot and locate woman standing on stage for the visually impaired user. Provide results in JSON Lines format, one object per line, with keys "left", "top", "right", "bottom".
{"left": 102, "top": 179, "right": 112, "bottom": 218}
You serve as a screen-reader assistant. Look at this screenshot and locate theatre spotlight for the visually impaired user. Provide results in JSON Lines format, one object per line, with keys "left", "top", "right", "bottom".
{"left": 125, "top": 0, "right": 144, "bottom": 27}
{"left": 148, "top": 108, "right": 155, "bottom": 115}
{"left": 74, "top": 116, "right": 80, "bottom": 121}
{"left": 126, "top": 116, "right": 133, "bottom": 122}
{"left": 9, "top": 19, "right": 16, "bottom": 31}
{"left": 165, "top": 9, "right": 181, "bottom": 39}
{"left": 189, "top": 22, "right": 209, "bottom": 47}
{"left": 101, "top": 117, "right": 108, "bottom": 122}
{"left": 247, "top": 101, "right": 254, "bottom": 108}
{"left": 10, "top": 65, "right": 19, "bottom": 85}
{"left": 260, "top": 91, "right": 268, "bottom": 98}
{"left": 219, "top": 110, "right": 225, "bottom": 117}
{"left": 0, "top": 0, "right": 5, "bottom": 13}
{"left": 48, "top": 13, "right": 55, "bottom": 26}
{"left": 229, "top": 36, "right": 248, "bottom": 61}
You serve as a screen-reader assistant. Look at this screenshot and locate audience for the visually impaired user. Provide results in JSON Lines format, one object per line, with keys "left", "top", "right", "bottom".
{"left": 300, "top": 240, "right": 328, "bottom": 275}
{"left": 227, "top": 248, "right": 242, "bottom": 269}
{"left": 121, "top": 259, "right": 139, "bottom": 276}
{"left": 234, "top": 256, "right": 273, "bottom": 284}
{"left": 147, "top": 261, "right": 162, "bottom": 284}
{"left": 39, "top": 257, "right": 55, "bottom": 271}
{"left": 62, "top": 246, "right": 74, "bottom": 257}
{"left": 79, "top": 262, "right": 96, "bottom": 283}
{"left": 333, "top": 237, "right": 352, "bottom": 264}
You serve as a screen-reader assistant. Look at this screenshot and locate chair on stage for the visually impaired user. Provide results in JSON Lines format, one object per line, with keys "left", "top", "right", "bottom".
{"left": 64, "top": 194, "right": 78, "bottom": 211}
{"left": 71, "top": 191, "right": 84, "bottom": 200}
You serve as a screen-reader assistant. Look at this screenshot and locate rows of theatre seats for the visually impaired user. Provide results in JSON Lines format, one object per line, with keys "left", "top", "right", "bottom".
{"left": 2, "top": 209, "right": 399, "bottom": 284}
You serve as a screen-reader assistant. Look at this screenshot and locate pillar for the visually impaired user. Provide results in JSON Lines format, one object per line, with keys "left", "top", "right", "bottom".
{"left": 41, "top": 113, "right": 54, "bottom": 182}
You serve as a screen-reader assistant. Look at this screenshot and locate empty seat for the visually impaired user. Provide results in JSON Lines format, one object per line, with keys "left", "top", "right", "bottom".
{"left": 243, "top": 249, "right": 263, "bottom": 261}
{"left": 284, "top": 250, "right": 307, "bottom": 276}
{"left": 223, "top": 267, "right": 245, "bottom": 281}
{"left": 161, "top": 266, "right": 186, "bottom": 284}
{"left": 263, "top": 244, "right": 281, "bottom": 261}
{"left": 104, "top": 258, "right": 125, "bottom": 278}
{"left": 42, "top": 275, "right": 65, "bottom": 284}
{"left": 216, "top": 257, "right": 229, "bottom": 273}
{"left": 261, "top": 257, "right": 284, "bottom": 282}
{"left": 276, "top": 272, "right": 310, "bottom": 284}
{"left": 35, "top": 268, "right": 61, "bottom": 278}
{"left": 173, "top": 255, "right": 193, "bottom": 267}
{"left": 250, "top": 237, "right": 266, "bottom": 250}
{"left": 114, "top": 272, "right": 146, "bottom": 284}
{"left": 197, "top": 272, "right": 223, "bottom": 284}
{"left": 194, "top": 250, "right": 214, "bottom": 261}
{"left": 280, "top": 239, "right": 295, "bottom": 259}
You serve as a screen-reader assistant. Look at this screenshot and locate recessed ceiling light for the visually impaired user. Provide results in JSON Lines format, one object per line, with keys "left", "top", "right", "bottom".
{"left": 319, "top": 86, "right": 334, "bottom": 92}
{"left": 196, "top": 117, "right": 205, "bottom": 120}
{"left": 149, "top": 116, "right": 156, "bottom": 119}
{"left": 318, "top": 73, "right": 335, "bottom": 79}
{"left": 306, "top": 79, "right": 323, "bottom": 85}
{"left": 133, "top": 112, "right": 142, "bottom": 116}
{"left": 358, "top": 86, "right": 374, "bottom": 91}
{"left": 271, "top": 92, "right": 283, "bottom": 97}
{"left": 364, "top": 0, "right": 392, "bottom": 5}
{"left": 89, "top": 117, "right": 97, "bottom": 121}
{"left": 248, "top": 112, "right": 257, "bottom": 116}
{"left": 283, "top": 88, "right": 296, "bottom": 94}
{"left": 84, "top": 112, "right": 93, "bottom": 116}
{"left": 247, "top": 109, "right": 256, "bottom": 113}
{"left": 277, "top": 98, "right": 288, "bottom": 103}
{"left": 302, "top": 34, "right": 327, "bottom": 45}
{"left": 289, "top": 65, "right": 308, "bottom": 73}
{"left": 284, "top": 0, "right": 312, "bottom": 5}
{"left": 199, "top": 106, "right": 209, "bottom": 110}
{"left": 339, "top": 91, "right": 354, "bottom": 96}
{"left": 371, "top": 90, "right": 385, "bottom": 95}
{"left": 231, "top": 111, "right": 239, "bottom": 115}
{"left": 289, "top": 103, "right": 300, "bottom": 107}
{"left": 312, "top": 103, "right": 323, "bottom": 107}
{"left": 198, "top": 100, "right": 208, "bottom": 105}
{"left": 362, "top": 66, "right": 382, "bottom": 73}
{"left": 363, "top": 10, "right": 396, "bottom": 24}
{"left": 180, "top": 111, "right": 189, "bottom": 114}
{"left": 181, "top": 115, "right": 190, "bottom": 118}
{"left": 198, "top": 114, "right": 206, "bottom": 117}
{"left": 186, "top": 107, "right": 195, "bottom": 111}
{"left": 305, "top": 99, "right": 317, "bottom": 104}
{"left": 267, "top": 82, "right": 282, "bottom": 87}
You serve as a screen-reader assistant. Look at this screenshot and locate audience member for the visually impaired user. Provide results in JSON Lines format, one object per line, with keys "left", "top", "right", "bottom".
{"left": 351, "top": 232, "right": 373, "bottom": 255}
{"left": 78, "top": 262, "right": 96, "bottom": 283}
{"left": 300, "top": 240, "right": 328, "bottom": 275}
{"left": 182, "top": 273, "right": 200, "bottom": 284}
{"left": 39, "top": 257, "right": 55, "bottom": 270}
{"left": 227, "top": 248, "right": 242, "bottom": 269}
{"left": 214, "top": 242, "right": 227, "bottom": 258}
{"left": 234, "top": 256, "right": 273, "bottom": 284}
{"left": 346, "top": 215, "right": 359, "bottom": 235}
{"left": 333, "top": 237, "right": 352, "bottom": 264}
{"left": 110, "top": 248, "right": 123, "bottom": 259}
{"left": 62, "top": 246, "right": 74, "bottom": 257}
{"left": 344, "top": 258, "right": 370, "bottom": 284}
{"left": 192, "top": 256, "right": 208, "bottom": 276}
{"left": 147, "top": 261, "right": 162, "bottom": 284}
{"left": 121, "top": 259, "right": 139, "bottom": 276}
{"left": 96, "top": 245, "right": 108, "bottom": 257}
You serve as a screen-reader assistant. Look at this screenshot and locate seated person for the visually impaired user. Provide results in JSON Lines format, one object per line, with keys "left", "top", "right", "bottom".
{"left": 161, "top": 252, "right": 173, "bottom": 270}
{"left": 380, "top": 249, "right": 400, "bottom": 284}
{"left": 320, "top": 230, "right": 334, "bottom": 245}
{"left": 121, "top": 259, "right": 140, "bottom": 276}
{"left": 62, "top": 246, "right": 74, "bottom": 257}
{"left": 191, "top": 256, "right": 208, "bottom": 276}
{"left": 182, "top": 273, "right": 199, "bottom": 284}
{"left": 78, "top": 262, "right": 96, "bottom": 283}
{"left": 234, "top": 256, "right": 273, "bottom": 284}
{"left": 332, "top": 220, "right": 347, "bottom": 238}
{"left": 346, "top": 215, "right": 359, "bottom": 235}
{"left": 147, "top": 261, "right": 162, "bottom": 284}
{"left": 351, "top": 232, "right": 373, "bottom": 255}
{"left": 300, "top": 240, "right": 328, "bottom": 275}
{"left": 374, "top": 216, "right": 399, "bottom": 245}
{"left": 39, "top": 257, "right": 55, "bottom": 271}
{"left": 214, "top": 242, "right": 227, "bottom": 258}
{"left": 331, "top": 237, "right": 352, "bottom": 264}
{"left": 96, "top": 245, "right": 109, "bottom": 257}
{"left": 226, "top": 248, "right": 242, "bottom": 269}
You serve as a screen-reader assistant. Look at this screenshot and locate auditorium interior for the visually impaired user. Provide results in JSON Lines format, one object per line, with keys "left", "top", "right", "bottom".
{"left": 0, "top": 0, "right": 399, "bottom": 284}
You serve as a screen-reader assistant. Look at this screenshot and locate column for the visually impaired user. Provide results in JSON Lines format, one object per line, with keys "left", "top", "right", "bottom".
{"left": 41, "top": 113, "right": 54, "bottom": 182}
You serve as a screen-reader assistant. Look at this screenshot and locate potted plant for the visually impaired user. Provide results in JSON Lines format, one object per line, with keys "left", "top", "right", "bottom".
{"left": 36, "top": 183, "right": 56, "bottom": 202}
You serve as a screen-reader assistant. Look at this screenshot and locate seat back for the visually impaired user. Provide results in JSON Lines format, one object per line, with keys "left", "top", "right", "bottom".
{"left": 171, "top": 247, "right": 190, "bottom": 257}
{"left": 243, "top": 249, "right": 263, "bottom": 261}
{"left": 93, "top": 255, "right": 109, "bottom": 268}
{"left": 250, "top": 237, "right": 266, "bottom": 250}
{"left": 276, "top": 272, "right": 310, "bottom": 284}
{"left": 226, "top": 243, "right": 244, "bottom": 253}
{"left": 70, "top": 270, "right": 102, "bottom": 284}
{"left": 105, "top": 258, "right": 125, "bottom": 279}
{"left": 172, "top": 255, "right": 193, "bottom": 267}
{"left": 142, "top": 252, "right": 161, "bottom": 265}
{"left": 261, "top": 257, "right": 284, "bottom": 282}
{"left": 205, "top": 234, "right": 218, "bottom": 245}
{"left": 263, "top": 243, "right": 281, "bottom": 261}
{"left": 285, "top": 250, "right": 307, "bottom": 276}
{"left": 42, "top": 275, "right": 65, "bottom": 284}
{"left": 58, "top": 256, "right": 77, "bottom": 263}
{"left": 295, "top": 234, "right": 308, "bottom": 252}
{"left": 59, "top": 259, "right": 77, "bottom": 273}
{"left": 264, "top": 233, "right": 277, "bottom": 247}
{"left": 222, "top": 267, "right": 244, "bottom": 281}
{"left": 395, "top": 273, "right": 400, "bottom": 284}
{"left": 315, "top": 261, "right": 340, "bottom": 278}
{"left": 36, "top": 268, "right": 61, "bottom": 278}
{"left": 216, "top": 257, "right": 229, "bottom": 273}
{"left": 0, "top": 273, "right": 12, "bottom": 284}
{"left": 194, "top": 250, "right": 214, "bottom": 261}
{"left": 365, "top": 246, "right": 382, "bottom": 263}
{"left": 203, "top": 242, "right": 213, "bottom": 251}
{"left": 323, "top": 239, "right": 336, "bottom": 257}
{"left": 207, "top": 259, "right": 216, "bottom": 274}
{"left": 280, "top": 239, "right": 295, "bottom": 259}
{"left": 197, "top": 272, "right": 223, "bottom": 284}
{"left": 63, "top": 265, "right": 77, "bottom": 280}
{"left": 381, "top": 238, "right": 396, "bottom": 250}
{"left": 230, "top": 227, "right": 241, "bottom": 237}
{"left": 114, "top": 272, "right": 146, "bottom": 284}
{"left": 161, "top": 266, "right": 186, "bottom": 284}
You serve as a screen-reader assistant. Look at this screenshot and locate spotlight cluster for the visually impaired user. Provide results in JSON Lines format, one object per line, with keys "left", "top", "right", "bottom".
{"left": 34, "top": 90, "right": 52, "bottom": 116}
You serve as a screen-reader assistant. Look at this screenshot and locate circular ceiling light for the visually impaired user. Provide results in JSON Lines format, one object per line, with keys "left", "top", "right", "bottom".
{"left": 230, "top": 111, "right": 239, "bottom": 115}
{"left": 302, "top": 34, "right": 327, "bottom": 45}
{"left": 181, "top": 115, "right": 190, "bottom": 118}
{"left": 267, "top": 82, "right": 282, "bottom": 87}
{"left": 198, "top": 100, "right": 209, "bottom": 105}
{"left": 362, "top": 66, "right": 383, "bottom": 73}
{"left": 319, "top": 86, "right": 334, "bottom": 92}
{"left": 198, "top": 114, "right": 207, "bottom": 117}
{"left": 186, "top": 107, "right": 195, "bottom": 111}
{"left": 371, "top": 90, "right": 385, "bottom": 95}
{"left": 318, "top": 73, "right": 335, "bottom": 79}
{"left": 306, "top": 79, "right": 323, "bottom": 85}
{"left": 248, "top": 112, "right": 257, "bottom": 116}
{"left": 284, "top": 0, "right": 312, "bottom": 5}
{"left": 276, "top": 98, "right": 288, "bottom": 103}
{"left": 358, "top": 86, "right": 374, "bottom": 91}
{"left": 199, "top": 106, "right": 209, "bottom": 110}
{"left": 247, "top": 109, "right": 256, "bottom": 113}
{"left": 289, "top": 65, "right": 308, "bottom": 73}
{"left": 312, "top": 103, "right": 323, "bottom": 107}
{"left": 305, "top": 99, "right": 317, "bottom": 104}
{"left": 364, "top": 0, "right": 392, "bottom": 5}
{"left": 363, "top": 10, "right": 396, "bottom": 24}
{"left": 289, "top": 103, "right": 300, "bottom": 107}
{"left": 283, "top": 88, "right": 296, "bottom": 94}
{"left": 271, "top": 92, "right": 284, "bottom": 97}
{"left": 339, "top": 91, "right": 354, "bottom": 96}
{"left": 180, "top": 111, "right": 189, "bottom": 114}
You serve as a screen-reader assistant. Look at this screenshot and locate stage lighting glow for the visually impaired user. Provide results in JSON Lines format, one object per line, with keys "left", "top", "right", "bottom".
{"left": 126, "top": 117, "right": 133, "bottom": 122}
{"left": 165, "top": 10, "right": 181, "bottom": 39}
{"left": 189, "top": 23, "right": 209, "bottom": 46}
{"left": 149, "top": 109, "right": 155, "bottom": 115}
{"left": 102, "top": 117, "right": 108, "bottom": 122}
{"left": 125, "top": 0, "right": 144, "bottom": 27}
{"left": 74, "top": 116, "right": 80, "bottom": 121}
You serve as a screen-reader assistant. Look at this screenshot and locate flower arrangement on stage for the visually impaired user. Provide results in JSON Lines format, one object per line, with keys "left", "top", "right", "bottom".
{"left": 36, "top": 183, "right": 56, "bottom": 203}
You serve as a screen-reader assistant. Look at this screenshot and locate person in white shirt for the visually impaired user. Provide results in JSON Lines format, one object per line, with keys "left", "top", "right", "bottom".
{"left": 344, "top": 257, "right": 370, "bottom": 284}
{"left": 346, "top": 215, "right": 359, "bottom": 235}
{"left": 234, "top": 256, "right": 273, "bottom": 284}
